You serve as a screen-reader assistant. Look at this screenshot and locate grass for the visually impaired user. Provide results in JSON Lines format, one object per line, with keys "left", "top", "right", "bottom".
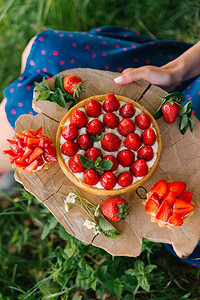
{"left": 1, "top": 0, "right": 200, "bottom": 298}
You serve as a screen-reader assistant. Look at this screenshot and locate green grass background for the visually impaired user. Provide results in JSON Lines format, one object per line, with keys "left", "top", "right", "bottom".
{"left": 1, "top": 0, "right": 200, "bottom": 299}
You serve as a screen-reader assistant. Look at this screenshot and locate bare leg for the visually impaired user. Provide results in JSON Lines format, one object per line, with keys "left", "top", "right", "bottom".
{"left": 0, "top": 36, "right": 36, "bottom": 173}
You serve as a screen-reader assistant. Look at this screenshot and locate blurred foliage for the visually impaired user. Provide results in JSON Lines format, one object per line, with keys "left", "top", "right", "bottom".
{"left": 0, "top": 0, "right": 200, "bottom": 99}
{"left": 0, "top": 189, "right": 200, "bottom": 299}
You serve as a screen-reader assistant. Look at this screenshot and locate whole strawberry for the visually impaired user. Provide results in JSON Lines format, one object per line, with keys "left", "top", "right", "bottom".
{"left": 63, "top": 75, "right": 85, "bottom": 97}
{"left": 101, "top": 197, "right": 130, "bottom": 222}
{"left": 103, "top": 93, "right": 120, "bottom": 112}
{"left": 85, "top": 98, "right": 102, "bottom": 117}
{"left": 162, "top": 102, "right": 180, "bottom": 124}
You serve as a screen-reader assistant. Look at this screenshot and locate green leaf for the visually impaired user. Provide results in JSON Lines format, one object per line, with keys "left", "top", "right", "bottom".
{"left": 138, "top": 275, "right": 150, "bottom": 292}
{"left": 179, "top": 114, "right": 188, "bottom": 134}
{"left": 58, "top": 225, "right": 72, "bottom": 240}
{"left": 90, "top": 132, "right": 105, "bottom": 142}
{"left": 41, "top": 216, "right": 58, "bottom": 240}
{"left": 116, "top": 202, "right": 130, "bottom": 220}
{"left": 50, "top": 88, "right": 67, "bottom": 108}
{"left": 179, "top": 101, "right": 192, "bottom": 116}
{"left": 153, "top": 98, "right": 166, "bottom": 119}
{"left": 105, "top": 278, "right": 124, "bottom": 297}
{"left": 188, "top": 118, "right": 195, "bottom": 132}
{"left": 55, "top": 74, "right": 65, "bottom": 92}
{"left": 96, "top": 160, "right": 113, "bottom": 171}
{"left": 144, "top": 264, "right": 157, "bottom": 274}
{"left": 125, "top": 268, "right": 138, "bottom": 276}
{"left": 79, "top": 155, "right": 95, "bottom": 169}
{"left": 98, "top": 215, "right": 120, "bottom": 239}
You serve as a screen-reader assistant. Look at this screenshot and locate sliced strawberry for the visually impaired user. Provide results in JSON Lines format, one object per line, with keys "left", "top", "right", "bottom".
{"left": 38, "top": 138, "right": 46, "bottom": 149}
{"left": 44, "top": 143, "right": 56, "bottom": 156}
{"left": 168, "top": 214, "right": 183, "bottom": 226}
{"left": 16, "top": 132, "right": 26, "bottom": 140}
{"left": 168, "top": 182, "right": 186, "bottom": 197}
{"left": 155, "top": 199, "right": 172, "bottom": 222}
{"left": 17, "top": 139, "right": 24, "bottom": 149}
{"left": 145, "top": 193, "right": 160, "bottom": 216}
{"left": 37, "top": 154, "right": 45, "bottom": 166}
{"left": 44, "top": 153, "right": 57, "bottom": 162}
{"left": 150, "top": 180, "right": 168, "bottom": 198}
{"left": 24, "top": 130, "right": 36, "bottom": 138}
{"left": 172, "top": 199, "right": 195, "bottom": 217}
{"left": 3, "top": 149, "right": 16, "bottom": 158}
{"left": 25, "top": 160, "right": 39, "bottom": 174}
{"left": 177, "top": 191, "right": 193, "bottom": 202}
{"left": 162, "top": 191, "right": 176, "bottom": 206}
{"left": 22, "top": 147, "right": 33, "bottom": 159}
{"left": 9, "top": 142, "right": 21, "bottom": 155}
{"left": 35, "top": 126, "right": 43, "bottom": 136}
{"left": 28, "top": 147, "right": 44, "bottom": 164}
{"left": 40, "top": 135, "right": 53, "bottom": 145}
{"left": 14, "top": 157, "right": 29, "bottom": 168}
{"left": 27, "top": 137, "right": 40, "bottom": 148}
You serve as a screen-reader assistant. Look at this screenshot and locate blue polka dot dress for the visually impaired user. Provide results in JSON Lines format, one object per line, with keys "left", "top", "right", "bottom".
{"left": 4, "top": 26, "right": 200, "bottom": 266}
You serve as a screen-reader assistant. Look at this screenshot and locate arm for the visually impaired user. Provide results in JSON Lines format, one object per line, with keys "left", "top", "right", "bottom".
{"left": 114, "top": 41, "right": 200, "bottom": 91}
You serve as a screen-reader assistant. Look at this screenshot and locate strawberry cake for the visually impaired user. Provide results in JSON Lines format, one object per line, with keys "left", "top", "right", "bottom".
{"left": 56, "top": 94, "right": 161, "bottom": 196}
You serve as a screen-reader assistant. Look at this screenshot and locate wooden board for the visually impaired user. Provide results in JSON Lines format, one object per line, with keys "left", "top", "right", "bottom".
{"left": 14, "top": 68, "right": 200, "bottom": 258}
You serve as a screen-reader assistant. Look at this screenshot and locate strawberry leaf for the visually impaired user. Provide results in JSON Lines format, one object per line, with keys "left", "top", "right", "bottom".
{"left": 188, "top": 118, "right": 195, "bottom": 132}
{"left": 98, "top": 215, "right": 120, "bottom": 239}
{"left": 90, "top": 133, "right": 105, "bottom": 142}
{"left": 51, "top": 88, "right": 67, "bottom": 108}
{"left": 79, "top": 155, "right": 95, "bottom": 169}
{"left": 116, "top": 202, "right": 130, "bottom": 220}
{"left": 178, "top": 101, "right": 195, "bottom": 134}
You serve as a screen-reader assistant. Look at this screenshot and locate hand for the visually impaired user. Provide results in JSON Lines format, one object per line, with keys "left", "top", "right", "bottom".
{"left": 114, "top": 66, "right": 180, "bottom": 92}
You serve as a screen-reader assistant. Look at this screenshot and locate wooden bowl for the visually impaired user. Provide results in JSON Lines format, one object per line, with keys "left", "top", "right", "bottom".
{"left": 56, "top": 94, "right": 162, "bottom": 196}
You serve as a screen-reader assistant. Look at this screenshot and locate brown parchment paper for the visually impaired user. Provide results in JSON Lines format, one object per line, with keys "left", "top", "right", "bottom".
{"left": 14, "top": 68, "right": 200, "bottom": 258}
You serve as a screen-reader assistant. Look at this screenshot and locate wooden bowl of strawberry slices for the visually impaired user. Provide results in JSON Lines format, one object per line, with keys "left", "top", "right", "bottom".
{"left": 56, "top": 94, "right": 161, "bottom": 196}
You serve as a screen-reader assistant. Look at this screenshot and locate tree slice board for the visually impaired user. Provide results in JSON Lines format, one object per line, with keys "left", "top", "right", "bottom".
{"left": 14, "top": 68, "right": 200, "bottom": 258}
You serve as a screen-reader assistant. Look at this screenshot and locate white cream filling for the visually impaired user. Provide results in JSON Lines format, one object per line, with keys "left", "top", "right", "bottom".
{"left": 60, "top": 101, "right": 158, "bottom": 189}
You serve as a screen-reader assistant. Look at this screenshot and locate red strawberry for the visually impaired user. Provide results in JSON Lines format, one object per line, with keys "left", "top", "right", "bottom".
{"left": 172, "top": 199, "right": 195, "bottom": 217}
{"left": 84, "top": 169, "right": 100, "bottom": 185}
{"left": 135, "top": 113, "right": 151, "bottom": 130}
{"left": 119, "top": 102, "right": 135, "bottom": 118}
{"left": 103, "top": 112, "right": 119, "bottom": 129}
{"left": 124, "top": 133, "right": 142, "bottom": 151}
{"left": 101, "top": 155, "right": 119, "bottom": 171}
{"left": 168, "top": 182, "right": 186, "bottom": 197}
{"left": 43, "top": 152, "right": 57, "bottom": 162}
{"left": 130, "top": 159, "right": 148, "bottom": 177}
{"left": 177, "top": 191, "right": 193, "bottom": 202}
{"left": 44, "top": 143, "right": 56, "bottom": 156}
{"left": 101, "top": 197, "right": 130, "bottom": 221}
{"left": 162, "top": 102, "right": 180, "bottom": 124}
{"left": 70, "top": 109, "right": 88, "bottom": 129}
{"left": 85, "top": 147, "right": 103, "bottom": 162}
{"left": 61, "top": 141, "right": 78, "bottom": 156}
{"left": 103, "top": 93, "right": 120, "bottom": 112}
{"left": 28, "top": 147, "right": 43, "bottom": 164}
{"left": 63, "top": 75, "right": 84, "bottom": 96}
{"left": 25, "top": 160, "right": 39, "bottom": 174}
{"left": 141, "top": 128, "right": 157, "bottom": 146}
{"left": 145, "top": 193, "right": 160, "bottom": 216}
{"left": 85, "top": 98, "right": 102, "bottom": 117}
{"left": 168, "top": 214, "right": 183, "bottom": 226}
{"left": 117, "top": 149, "right": 135, "bottom": 167}
{"left": 118, "top": 118, "right": 135, "bottom": 136}
{"left": 61, "top": 124, "right": 79, "bottom": 141}
{"left": 100, "top": 172, "right": 117, "bottom": 190}
{"left": 68, "top": 154, "right": 86, "bottom": 173}
{"left": 86, "top": 119, "right": 105, "bottom": 136}
{"left": 77, "top": 134, "right": 93, "bottom": 150}
{"left": 162, "top": 191, "right": 176, "bottom": 206}
{"left": 155, "top": 199, "right": 172, "bottom": 222}
{"left": 150, "top": 180, "right": 168, "bottom": 197}
{"left": 118, "top": 172, "right": 133, "bottom": 187}
{"left": 137, "top": 145, "right": 154, "bottom": 161}
{"left": 101, "top": 133, "right": 121, "bottom": 152}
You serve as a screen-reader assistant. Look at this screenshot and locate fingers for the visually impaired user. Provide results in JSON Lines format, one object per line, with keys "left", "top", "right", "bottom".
{"left": 114, "top": 68, "right": 147, "bottom": 85}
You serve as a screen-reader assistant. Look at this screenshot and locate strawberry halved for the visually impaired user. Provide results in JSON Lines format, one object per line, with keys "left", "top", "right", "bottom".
{"left": 145, "top": 193, "right": 160, "bottom": 216}
{"left": 155, "top": 199, "right": 172, "bottom": 222}
{"left": 168, "top": 182, "right": 186, "bottom": 197}
{"left": 28, "top": 147, "right": 44, "bottom": 164}
{"left": 25, "top": 160, "right": 39, "bottom": 174}
{"left": 177, "top": 191, "right": 193, "bottom": 202}
{"left": 150, "top": 180, "right": 168, "bottom": 197}
{"left": 172, "top": 199, "right": 194, "bottom": 217}
{"left": 162, "top": 191, "right": 176, "bottom": 206}
{"left": 168, "top": 214, "right": 183, "bottom": 226}
{"left": 27, "top": 137, "right": 40, "bottom": 148}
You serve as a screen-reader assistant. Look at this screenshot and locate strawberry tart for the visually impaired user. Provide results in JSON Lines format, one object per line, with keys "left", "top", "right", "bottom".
{"left": 56, "top": 94, "right": 161, "bottom": 196}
